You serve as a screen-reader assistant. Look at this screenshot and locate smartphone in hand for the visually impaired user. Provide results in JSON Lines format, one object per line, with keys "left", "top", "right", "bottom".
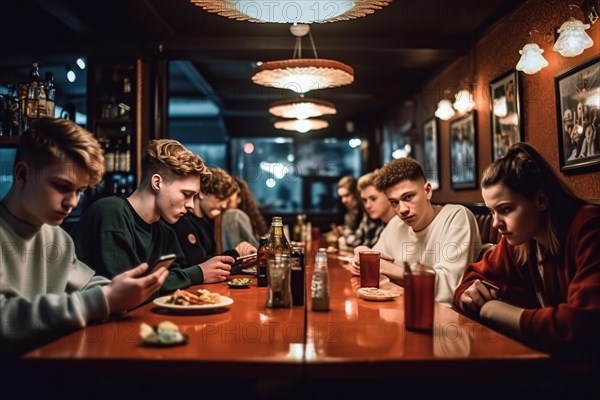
{"left": 145, "top": 254, "right": 176, "bottom": 275}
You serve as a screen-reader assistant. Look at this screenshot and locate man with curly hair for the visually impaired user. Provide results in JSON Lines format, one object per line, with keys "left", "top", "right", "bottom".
{"left": 73, "top": 139, "right": 232, "bottom": 292}
{"left": 350, "top": 158, "right": 481, "bottom": 306}
{"left": 168, "top": 167, "right": 257, "bottom": 268}
{"left": 1, "top": 118, "right": 167, "bottom": 356}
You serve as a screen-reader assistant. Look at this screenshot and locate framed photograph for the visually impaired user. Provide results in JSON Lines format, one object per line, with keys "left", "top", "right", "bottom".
{"left": 490, "top": 70, "right": 523, "bottom": 161}
{"left": 449, "top": 111, "right": 478, "bottom": 190}
{"left": 423, "top": 118, "right": 440, "bottom": 190}
{"left": 555, "top": 55, "right": 600, "bottom": 172}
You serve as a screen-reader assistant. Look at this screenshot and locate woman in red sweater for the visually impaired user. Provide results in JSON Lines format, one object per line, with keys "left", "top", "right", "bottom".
{"left": 453, "top": 142, "right": 600, "bottom": 361}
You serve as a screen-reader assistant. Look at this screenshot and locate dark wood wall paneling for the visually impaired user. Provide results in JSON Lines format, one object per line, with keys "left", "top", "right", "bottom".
{"left": 393, "top": 0, "right": 600, "bottom": 203}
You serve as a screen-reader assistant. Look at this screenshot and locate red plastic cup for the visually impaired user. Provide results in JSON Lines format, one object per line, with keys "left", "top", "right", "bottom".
{"left": 404, "top": 268, "right": 435, "bottom": 332}
{"left": 359, "top": 251, "right": 380, "bottom": 288}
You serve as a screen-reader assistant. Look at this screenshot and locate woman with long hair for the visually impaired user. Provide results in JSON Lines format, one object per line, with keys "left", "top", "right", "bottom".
{"left": 453, "top": 142, "right": 600, "bottom": 361}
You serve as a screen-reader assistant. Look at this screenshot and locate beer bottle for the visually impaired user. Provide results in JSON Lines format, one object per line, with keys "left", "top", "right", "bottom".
{"left": 256, "top": 236, "right": 269, "bottom": 287}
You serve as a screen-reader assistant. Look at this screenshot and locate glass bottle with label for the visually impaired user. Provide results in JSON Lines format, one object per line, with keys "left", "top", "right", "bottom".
{"left": 25, "top": 62, "right": 40, "bottom": 119}
{"left": 44, "top": 72, "right": 55, "bottom": 118}
{"left": 256, "top": 236, "right": 269, "bottom": 287}
{"left": 266, "top": 216, "right": 291, "bottom": 260}
{"left": 311, "top": 248, "right": 330, "bottom": 311}
{"left": 265, "top": 216, "right": 292, "bottom": 308}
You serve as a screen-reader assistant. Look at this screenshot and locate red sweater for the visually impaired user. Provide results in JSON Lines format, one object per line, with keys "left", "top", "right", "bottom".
{"left": 453, "top": 205, "right": 600, "bottom": 360}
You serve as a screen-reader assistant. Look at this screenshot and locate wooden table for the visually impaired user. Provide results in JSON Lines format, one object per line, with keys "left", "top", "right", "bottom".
{"left": 16, "top": 243, "right": 552, "bottom": 396}
{"left": 306, "top": 253, "right": 550, "bottom": 379}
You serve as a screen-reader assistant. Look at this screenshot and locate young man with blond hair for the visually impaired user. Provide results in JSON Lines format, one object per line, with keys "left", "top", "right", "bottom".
{"left": 346, "top": 169, "right": 397, "bottom": 247}
{"left": 74, "top": 139, "right": 233, "bottom": 291}
{"left": 0, "top": 118, "right": 167, "bottom": 356}
{"left": 351, "top": 158, "right": 481, "bottom": 306}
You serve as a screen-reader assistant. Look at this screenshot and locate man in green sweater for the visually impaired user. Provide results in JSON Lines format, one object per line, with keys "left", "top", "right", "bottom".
{"left": 0, "top": 118, "right": 168, "bottom": 357}
{"left": 73, "top": 139, "right": 234, "bottom": 292}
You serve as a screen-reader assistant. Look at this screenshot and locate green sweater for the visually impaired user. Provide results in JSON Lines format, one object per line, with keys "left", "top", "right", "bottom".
{"left": 72, "top": 196, "right": 204, "bottom": 293}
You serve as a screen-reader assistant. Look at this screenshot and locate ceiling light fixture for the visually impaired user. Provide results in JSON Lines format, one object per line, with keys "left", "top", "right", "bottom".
{"left": 274, "top": 118, "right": 329, "bottom": 133}
{"left": 269, "top": 98, "right": 336, "bottom": 119}
{"left": 189, "top": 0, "right": 391, "bottom": 23}
{"left": 553, "top": 4, "right": 594, "bottom": 57}
{"left": 252, "top": 23, "right": 354, "bottom": 94}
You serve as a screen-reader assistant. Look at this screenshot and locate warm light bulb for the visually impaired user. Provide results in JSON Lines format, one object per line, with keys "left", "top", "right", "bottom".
{"left": 435, "top": 99, "right": 455, "bottom": 120}
{"left": 516, "top": 43, "right": 549, "bottom": 74}
{"left": 453, "top": 90, "right": 475, "bottom": 114}
{"left": 553, "top": 17, "right": 594, "bottom": 57}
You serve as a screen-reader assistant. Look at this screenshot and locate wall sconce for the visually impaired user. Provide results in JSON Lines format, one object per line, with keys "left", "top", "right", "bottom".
{"left": 553, "top": 4, "right": 594, "bottom": 57}
{"left": 435, "top": 93, "right": 455, "bottom": 121}
{"left": 453, "top": 89, "right": 475, "bottom": 114}
{"left": 516, "top": 30, "right": 549, "bottom": 75}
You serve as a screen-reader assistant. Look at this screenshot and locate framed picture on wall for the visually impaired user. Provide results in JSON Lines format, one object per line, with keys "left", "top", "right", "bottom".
{"left": 449, "top": 111, "right": 478, "bottom": 190}
{"left": 423, "top": 118, "right": 440, "bottom": 190}
{"left": 490, "top": 70, "right": 523, "bottom": 161}
{"left": 555, "top": 55, "right": 600, "bottom": 172}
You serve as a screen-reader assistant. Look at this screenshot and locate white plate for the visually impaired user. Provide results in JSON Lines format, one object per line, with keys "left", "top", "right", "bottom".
{"left": 357, "top": 287, "right": 399, "bottom": 301}
{"left": 153, "top": 295, "right": 234, "bottom": 310}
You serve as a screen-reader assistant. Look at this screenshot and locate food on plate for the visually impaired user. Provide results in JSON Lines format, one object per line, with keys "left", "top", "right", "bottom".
{"left": 357, "top": 287, "right": 399, "bottom": 301}
{"left": 139, "top": 321, "right": 185, "bottom": 345}
{"left": 167, "top": 288, "right": 221, "bottom": 306}
{"left": 228, "top": 277, "right": 251, "bottom": 287}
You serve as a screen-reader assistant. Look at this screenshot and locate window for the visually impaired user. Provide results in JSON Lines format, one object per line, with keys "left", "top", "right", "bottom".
{"left": 231, "top": 137, "right": 363, "bottom": 213}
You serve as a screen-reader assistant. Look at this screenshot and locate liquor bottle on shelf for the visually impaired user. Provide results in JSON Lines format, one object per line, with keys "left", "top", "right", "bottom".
{"left": 119, "top": 132, "right": 131, "bottom": 172}
{"left": 25, "top": 62, "right": 40, "bottom": 119}
{"left": 44, "top": 72, "right": 55, "bottom": 118}
{"left": 113, "top": 137, "right": 122, "bottom": 171}
{"left": 103, "top": 138, "right": 115, "bottom": 173}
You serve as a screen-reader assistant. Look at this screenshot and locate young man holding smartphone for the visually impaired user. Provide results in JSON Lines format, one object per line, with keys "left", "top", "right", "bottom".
{"left": 73, "top": 139, "right": 234, "bottom": 293}
{"left": 0, "top": 118, "right": 168, "bottom": 356}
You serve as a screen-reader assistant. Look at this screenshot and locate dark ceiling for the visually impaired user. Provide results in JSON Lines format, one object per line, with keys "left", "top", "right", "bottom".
{"left": 1, "top": 0, "right": 525, "bottom": 137}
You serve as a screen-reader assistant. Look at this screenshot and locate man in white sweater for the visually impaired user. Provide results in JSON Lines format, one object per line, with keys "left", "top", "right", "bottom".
{"left": 0, "top": 118, "right": 168, "bottom": 357}
{"left": 351, "top": 158, "right": 481, "bottom": 306}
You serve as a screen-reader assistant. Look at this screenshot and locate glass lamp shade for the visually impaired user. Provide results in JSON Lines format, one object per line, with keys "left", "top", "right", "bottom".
{"left": 553, "top": 18, "right": 594, "bottom": 57}
{"left": 516, "top": 43, "right": 549, "bottom": 74}
{"left": 492, "top": 96, "right": 508, "bottom": 118}
{"left": 252, "top": 59, "right": 354, "bottom": 94}
{"left": 453, "top": 89, "right": 475, "bottom": 114}
{"left": 269, "top": 98, "right": 336, "bottom": 119}
{"left": 435, "top": 99, "right": 455, "bottom": 120}
{"left": 274, "top": 118, "right": 328, "bottom": 133}
{"left": 189, "top": 1, "right": 391, "bottom": 23}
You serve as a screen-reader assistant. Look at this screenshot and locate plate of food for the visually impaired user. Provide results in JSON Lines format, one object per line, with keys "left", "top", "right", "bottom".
{"left": 153, "top": 288, "right": 234, "bottom": 310}
{"left": 139, "top": 321, "right": 188, "bottom": 347}
{"left": 227, "top": 277, "right": 251, "bottom": 288}
{"left": 357, "top": 287, "right": 400, "bottom": 302}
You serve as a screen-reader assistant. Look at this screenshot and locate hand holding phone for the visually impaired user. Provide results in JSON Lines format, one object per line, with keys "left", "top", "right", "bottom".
{"left": 146, "top": 254, "right": 176, "bottom": 275}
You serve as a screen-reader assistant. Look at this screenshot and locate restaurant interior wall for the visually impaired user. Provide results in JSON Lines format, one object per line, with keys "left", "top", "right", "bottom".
{"left": 401, "top": 0, "right": 600, "bottom": 203}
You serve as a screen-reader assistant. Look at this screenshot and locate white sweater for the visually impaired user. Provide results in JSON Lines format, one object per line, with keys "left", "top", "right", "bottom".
{"left": 0, "top": 203, "right": 110, "bottom": 356}
{"left": 373, "top": 204, "right": 481, "bottom": 305}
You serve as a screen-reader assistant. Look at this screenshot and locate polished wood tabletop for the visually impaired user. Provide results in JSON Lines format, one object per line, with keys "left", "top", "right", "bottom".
{"left": 306, "top": 251, "right": 550, "bottom": 378}
{"left": 22, "top": 241, "right": 550, "bottom": 380}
